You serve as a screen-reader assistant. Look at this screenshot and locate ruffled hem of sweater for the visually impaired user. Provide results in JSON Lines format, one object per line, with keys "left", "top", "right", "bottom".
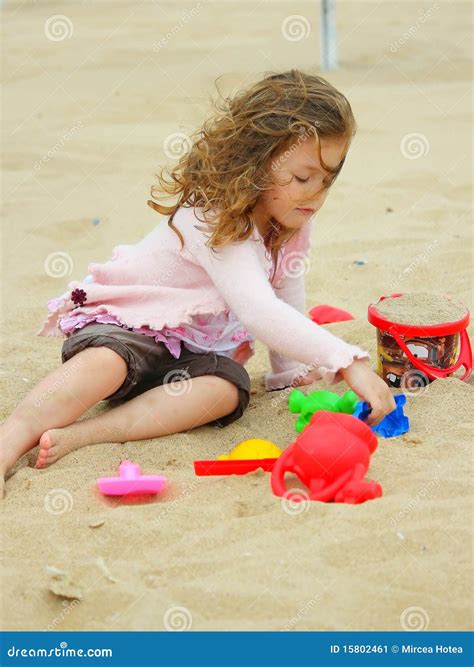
{"left": 264, "top": 363, "right": 311, "bottom": 391}
{"left": 318, "top": 348, "right": 371, "bottom": 385}
{"left": 36, "top": 297, "right": 232, "bottom": 338}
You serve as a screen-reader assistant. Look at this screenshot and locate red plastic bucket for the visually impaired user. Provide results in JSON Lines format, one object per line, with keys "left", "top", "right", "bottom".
{"left": 368, "top": 293, "right": 472, "bottom": 389}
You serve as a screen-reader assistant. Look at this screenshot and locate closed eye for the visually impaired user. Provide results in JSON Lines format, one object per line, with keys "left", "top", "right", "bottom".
{"left": 294, "top": 175, "right": 310, "bottom": 183}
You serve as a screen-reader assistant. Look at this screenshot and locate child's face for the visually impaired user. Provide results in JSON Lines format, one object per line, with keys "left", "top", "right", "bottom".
{"left": 256, "top": 134, "right": 347, "bottom": 232}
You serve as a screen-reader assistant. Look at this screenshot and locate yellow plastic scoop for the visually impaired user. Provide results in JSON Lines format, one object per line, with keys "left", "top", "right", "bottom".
{"left": 218, "top": 438, "right": 282, "bottom": 461}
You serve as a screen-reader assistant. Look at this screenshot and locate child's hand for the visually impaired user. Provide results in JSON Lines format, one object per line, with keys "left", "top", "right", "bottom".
{"left": 291, "top": 368, "right": 321, "bottom": 388}
{"left": 341, "top": 359, "right": 396, "bottom": 426}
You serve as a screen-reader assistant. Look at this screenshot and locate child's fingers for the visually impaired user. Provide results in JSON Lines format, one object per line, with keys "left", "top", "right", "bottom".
{"left": 366, "top": 392, "right": 396, "bottom": 426}
{"left": 365, "top": 401, "right": 385, "bottom": 426}
{"left": 292, "top": 376, "right": 314, "bottom": 388}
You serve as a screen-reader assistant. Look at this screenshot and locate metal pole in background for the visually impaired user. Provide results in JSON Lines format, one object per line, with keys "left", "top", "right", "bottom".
{"left": 321, "top": 0, "right": 337, "bottom": 70}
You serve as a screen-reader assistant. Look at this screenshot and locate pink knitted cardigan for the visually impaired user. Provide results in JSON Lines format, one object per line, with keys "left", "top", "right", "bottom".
{"left": 37, "top": 206, "right": 370, "bottom": 390}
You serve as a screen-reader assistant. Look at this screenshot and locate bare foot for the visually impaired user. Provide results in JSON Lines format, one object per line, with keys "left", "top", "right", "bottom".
{"left": 1, "top": 417, "right": 42, "bottom": 498}
{"left": 35, "top": 429, "right": 83, "bottom": 468}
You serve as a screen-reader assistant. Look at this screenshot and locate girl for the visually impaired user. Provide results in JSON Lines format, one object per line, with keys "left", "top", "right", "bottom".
{"left": 0, "top": 70, "right": 395, "bottom": 496}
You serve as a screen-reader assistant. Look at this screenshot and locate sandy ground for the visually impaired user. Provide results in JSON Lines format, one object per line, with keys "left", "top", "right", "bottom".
{"left": 1, "top": 0, "right": 473, "bottom": 631}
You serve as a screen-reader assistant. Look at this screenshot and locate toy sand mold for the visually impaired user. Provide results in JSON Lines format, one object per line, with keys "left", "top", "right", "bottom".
{"left": 368, "top": 292, "right": 472, "bottom": 389}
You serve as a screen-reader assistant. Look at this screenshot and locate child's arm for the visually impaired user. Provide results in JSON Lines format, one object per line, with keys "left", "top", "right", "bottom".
{"left": 265, "top": 264, "right": 319, "bottom": 391}
{"left": 186, "top": 222, "right": 370, "bottom": 385}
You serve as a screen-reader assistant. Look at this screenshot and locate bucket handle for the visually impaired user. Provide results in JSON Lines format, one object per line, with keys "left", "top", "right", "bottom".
{"left": 388, "top": 327, "right": 472, "bottom": 381}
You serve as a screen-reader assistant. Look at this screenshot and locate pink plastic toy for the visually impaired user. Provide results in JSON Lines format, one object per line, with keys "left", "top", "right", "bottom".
{"left": 271, "top": 411, "right": 382, "bottom": 504}
{"left": 97, "top": 460, "right": 167, "bottom": 496}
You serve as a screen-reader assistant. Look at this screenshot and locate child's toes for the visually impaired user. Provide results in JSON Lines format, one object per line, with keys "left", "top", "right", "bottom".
{"left": 35, "top": 454, "right": 47, "bottom": 469}
{"left": 39, "top": 431, "right": 53, "bottom": 453}
{"left": 35, "top": 431, "right": 54, "bottom": 468}
{"left": 42, "top": 446, "right": 60, "bottom": 467}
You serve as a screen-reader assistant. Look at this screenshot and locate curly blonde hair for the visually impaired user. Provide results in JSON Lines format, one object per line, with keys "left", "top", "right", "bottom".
{"left": 148, "top": 69, "right": 356, "bottom": 278}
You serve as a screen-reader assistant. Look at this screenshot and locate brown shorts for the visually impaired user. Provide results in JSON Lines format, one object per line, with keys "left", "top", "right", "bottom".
{"left": 61, "top": 322, "right": 251, "bottom": 428}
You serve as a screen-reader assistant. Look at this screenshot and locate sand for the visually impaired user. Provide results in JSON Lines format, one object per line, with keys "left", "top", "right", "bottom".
{"left": 375, "top": 292, "right": 468, "bottom": 326}
{"left": 1, "top": 0, "right": 472, "bottom": 632}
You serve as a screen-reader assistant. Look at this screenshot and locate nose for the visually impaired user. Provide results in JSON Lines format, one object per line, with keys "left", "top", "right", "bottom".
{"left": 301, "top": 189, "right": 326, "bottom": 210}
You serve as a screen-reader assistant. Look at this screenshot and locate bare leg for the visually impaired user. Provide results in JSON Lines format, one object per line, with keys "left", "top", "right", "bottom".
{"left": 36, "top": 376, "right": 240, "bottom": 468}
{"left": 0, "top": 347, "right": 128, "bottom": 494}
